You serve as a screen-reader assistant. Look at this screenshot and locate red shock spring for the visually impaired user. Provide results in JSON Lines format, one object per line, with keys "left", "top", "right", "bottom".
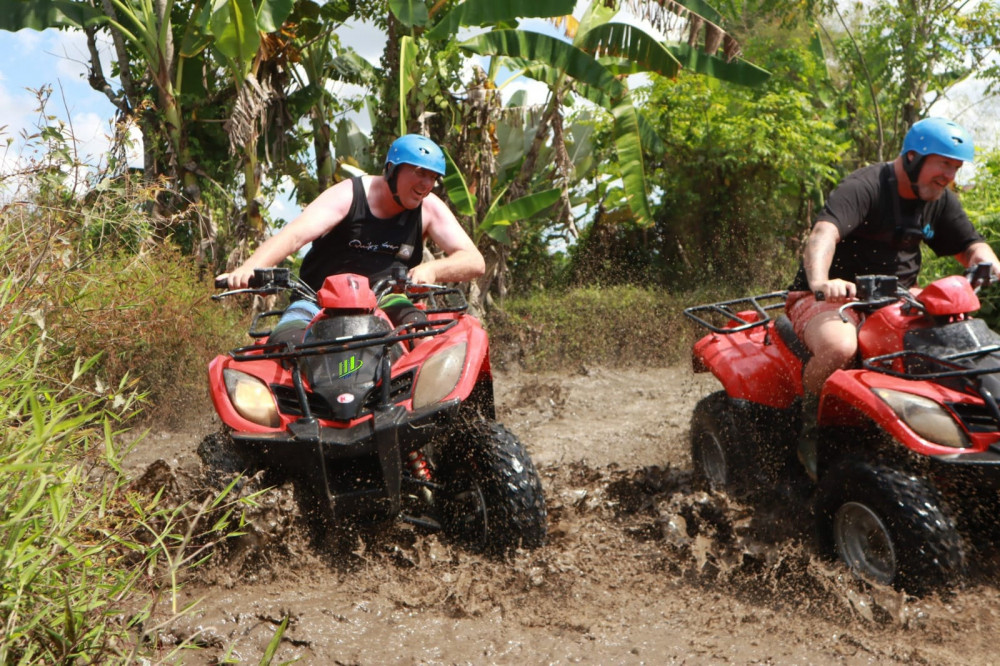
{"left": 407, "top": 450, "right": 431, "bottom": 481}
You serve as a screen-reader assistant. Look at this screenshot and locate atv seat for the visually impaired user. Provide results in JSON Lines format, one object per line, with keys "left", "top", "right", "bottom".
{"left": 775, "top": 315, "right": 812, "bottom": 363}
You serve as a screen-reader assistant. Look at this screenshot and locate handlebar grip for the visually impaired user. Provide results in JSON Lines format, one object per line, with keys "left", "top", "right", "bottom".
{"left": 814, "top": 290, "right": 825, "bottom": 301}
{"left": 215, "top": 277, "right": 229, "bottom": 289}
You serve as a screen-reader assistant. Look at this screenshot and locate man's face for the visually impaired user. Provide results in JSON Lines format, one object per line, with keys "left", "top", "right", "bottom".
{"left": 394, "top": 164, "right": 441, "bottom": 209}
{"left": 914, "top": 153, "right": 963, "bottom": 201}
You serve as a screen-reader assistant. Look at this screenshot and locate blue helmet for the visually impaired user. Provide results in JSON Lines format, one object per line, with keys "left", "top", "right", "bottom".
{"left": 385, "top": 134, "right": 446, "bottom": 177}
{"left": 900, "top": 118, "right": 974, "bottom": 200}
{"left": 901, "top": 117, "right": 975, "bottom": 163}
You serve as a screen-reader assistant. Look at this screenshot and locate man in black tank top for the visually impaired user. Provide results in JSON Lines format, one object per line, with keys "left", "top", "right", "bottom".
{"left": 785, "top": 118, "right": 999, "bottom": 478}
{"left": 217, "top": 134, "right": 485, "bottom": 326}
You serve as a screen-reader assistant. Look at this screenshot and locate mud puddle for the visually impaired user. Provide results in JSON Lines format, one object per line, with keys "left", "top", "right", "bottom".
{"left": 127, "top": 366, "right": 1000, "bottom": 665}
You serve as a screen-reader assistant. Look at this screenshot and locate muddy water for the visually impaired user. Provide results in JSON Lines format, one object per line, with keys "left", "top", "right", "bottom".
{"left": 128, "top": 366, "right": 1000, "bottom": 665}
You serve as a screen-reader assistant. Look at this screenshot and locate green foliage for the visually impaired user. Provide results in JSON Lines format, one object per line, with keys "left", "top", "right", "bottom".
{"left": 817, "top": 0, "right": 1000, "bottom": 164}
{"left": 4, "top": 171, "right": 246, "bottom": 426}
{"left": 487, "top": 284, "right": 731, "bottom": 369}
{"left": 0, "top": 294, "right": 251, "bottom": 663}
{"left": 0, "top": 153, "right": 263, "bottom": 662}
{"left": 569, "top": 64, "right": 843, "bottom": 289}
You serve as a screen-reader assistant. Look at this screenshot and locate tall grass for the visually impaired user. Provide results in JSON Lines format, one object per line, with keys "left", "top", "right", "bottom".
{"left": 1, "top": 148, "right": 258, "bottom": 661}
{"left": 0, "top": 279, "right": 260, "bottom": 663}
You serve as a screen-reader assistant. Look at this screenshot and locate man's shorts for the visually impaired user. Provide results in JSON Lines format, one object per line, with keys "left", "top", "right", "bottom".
{"left": 785, "top": 290, "right": 862, "bottom": 340}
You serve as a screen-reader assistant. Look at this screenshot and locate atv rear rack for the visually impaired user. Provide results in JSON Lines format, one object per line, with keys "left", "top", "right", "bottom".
{"left": 683, "top": 291, "right": 788, "bottom": 334}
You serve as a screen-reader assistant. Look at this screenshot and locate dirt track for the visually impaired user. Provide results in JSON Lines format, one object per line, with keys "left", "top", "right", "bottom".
{"left": 127, "top": 365, "right": 1000, "bottom": 665}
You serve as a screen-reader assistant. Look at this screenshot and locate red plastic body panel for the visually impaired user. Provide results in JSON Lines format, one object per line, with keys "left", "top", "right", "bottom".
{"left": 856, "top": 303, "right": 928, "bottom": 366}
{"left": 316, "top": 273, "right": 378, "bottom": 311}
{"left": 918, "top": 275, "right": 980, "bottom": 316}
{"left": 208, "top": 309, "right": 488, "bottom": 435}
{"left": 691, "top": 275, "right": 1000, "bottom": 459}
{"left": 822, "top": 368, "right": 1000, "bottom": 453}
{"left": 692, "top": 321, "right": 803, "bottom": 409}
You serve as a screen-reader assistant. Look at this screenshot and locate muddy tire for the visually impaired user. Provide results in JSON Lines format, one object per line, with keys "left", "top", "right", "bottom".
{"left": 437, "top": 421, "right": 547, "bottom": 555}
{"left": 816, "top": 459, "right": 966, "bottom": 592}
{"left": 690, "top": 392, "right": 752, "bottom": 497}
{"left": 197, "top": 431, "right": 256, "bottom": 488}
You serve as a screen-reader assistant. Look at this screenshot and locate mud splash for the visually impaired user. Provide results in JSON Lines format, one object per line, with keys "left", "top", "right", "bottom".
{"left": 129, "top": 366, "right": 1000, "bottom": 665}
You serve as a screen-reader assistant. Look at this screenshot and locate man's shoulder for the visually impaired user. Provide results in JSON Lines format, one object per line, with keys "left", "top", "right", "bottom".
{"left": 842, "top": 161, "right": 888, "bottom": 186}
{"left": 828, "top": 162, "right": 886, "bottom": 203}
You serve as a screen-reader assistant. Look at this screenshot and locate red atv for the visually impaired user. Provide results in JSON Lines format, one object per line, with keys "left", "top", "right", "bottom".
{"left": 202, "top": 267, "right": 547, "bottom": 555}
{"left": 684, "top": 264, "right": 1000, "bottom": 591}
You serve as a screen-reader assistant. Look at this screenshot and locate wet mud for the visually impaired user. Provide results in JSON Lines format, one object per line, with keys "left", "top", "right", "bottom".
{"left": 126, "top": 366, "right": 1000, "bottom": 665}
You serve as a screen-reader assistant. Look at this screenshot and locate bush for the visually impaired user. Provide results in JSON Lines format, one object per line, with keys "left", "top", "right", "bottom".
{"left": 2, "top": 195, "right": 247, "bottom": 426}
{"left": 0, "top": 301, "right": 255, "bottom": 663}
{"left": 0, "top": 182, "right": 257, "bottom": 662}
{"left": 487, "top": 283, "right": 738, "bottom": 370}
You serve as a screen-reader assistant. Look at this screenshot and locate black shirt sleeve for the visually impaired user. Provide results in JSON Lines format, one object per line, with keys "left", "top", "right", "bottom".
{"left": 924, "top": 191, "right": 982, "bottom": 258}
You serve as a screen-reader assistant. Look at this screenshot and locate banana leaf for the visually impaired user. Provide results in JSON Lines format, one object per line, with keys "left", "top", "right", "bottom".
{"left": 477, "top": 187, "right": 561, "bottom": 243}
{"left": 388, "top": 0, "right": 428, "bottom": 28}
{"left": 0, "top": 0, "right": 106, "bottom": 30}
{"left": 427, "top": 0, "right": 576, "bottom": 41}
{"left": 461, "top": 30, "right": 627, "bottom": 102}
{"left": 612, "top": 100, "right": 653, "bottom": 227}
{"left": 577, "top": 21, "right": 681, "bottom": 80}
{"left": 666, "top": 42, "right": 770, "bottom": 88}
{"left": 442, "top": 147, "right": 477, "bottom": 217}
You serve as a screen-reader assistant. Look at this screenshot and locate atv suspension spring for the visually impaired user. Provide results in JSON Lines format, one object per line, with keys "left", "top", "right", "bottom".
{"left": 407, "top": 450, "right": 432, "bottom": 481}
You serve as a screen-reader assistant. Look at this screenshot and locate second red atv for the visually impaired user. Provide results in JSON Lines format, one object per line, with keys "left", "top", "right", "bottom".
{"left": 684, "top": 264, "right": 1000, "bottom": 591}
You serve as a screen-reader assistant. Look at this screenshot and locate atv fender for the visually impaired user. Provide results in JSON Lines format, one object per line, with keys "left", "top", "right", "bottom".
{"left": 692, "top": 323, "right": 803, "bottom": 409}
{"left": 820, "top": 368, "right": 978, "bottom": 457}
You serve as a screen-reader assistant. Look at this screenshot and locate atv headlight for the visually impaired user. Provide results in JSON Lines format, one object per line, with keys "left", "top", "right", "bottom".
{"left": 872, "top": 388, "right": 970, "bottom": 449}
{"left": 224, "top": 369, "right": 280, "bottom": 427}
{"left": 412, "top": 343, "right": 467, "bottom": 409}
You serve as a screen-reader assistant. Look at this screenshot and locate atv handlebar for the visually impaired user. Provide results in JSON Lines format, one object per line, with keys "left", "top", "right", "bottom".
{"left": 965, "top": 262, "right": 995, "bottom": 292}
{"left": 213, "top": 268, "right": 313, "bottom": 301}
{"left": 832, "top": 265, "right": 997, "bottom": 322}
{"left": 213, "top": 267, "right": 469, "bottom": 314}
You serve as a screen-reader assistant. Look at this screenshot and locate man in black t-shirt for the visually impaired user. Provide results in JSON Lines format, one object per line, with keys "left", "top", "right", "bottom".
{"left": 787, "top": 118, "right": 999, "bottom": 477}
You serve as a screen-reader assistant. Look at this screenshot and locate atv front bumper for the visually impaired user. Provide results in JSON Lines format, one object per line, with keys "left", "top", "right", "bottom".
{"left": 931, "top": 445, "right": 1000, "bottom": 490}
{"left": 230, "top": 398, "right": 461, "bottom": 466}
{"left": 230, "top": 398, "right": 464, "bottom": 523}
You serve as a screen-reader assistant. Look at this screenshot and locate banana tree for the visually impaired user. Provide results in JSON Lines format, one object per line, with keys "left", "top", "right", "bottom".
{"left": 458, "top": 0, "right": 770, "bottom": 229}
{"left": 1, "top": 0, "right": 296, "bottom": 239}
{"left": 380, "top": 0, "right": 768, "bottom": 302}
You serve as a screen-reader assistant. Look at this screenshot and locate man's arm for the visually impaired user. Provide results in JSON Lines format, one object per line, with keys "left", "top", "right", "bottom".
{"left": 957, "top": 241, "right": 1000, "bottom": 279}
{"left": 218, "top": 179, "right": 355, "bottom": 288}
{"left": 804, "top": 220, "right": 856, "bottom": 301}
{"left": 409, "top": 193, "right": 485, "bottom": 284}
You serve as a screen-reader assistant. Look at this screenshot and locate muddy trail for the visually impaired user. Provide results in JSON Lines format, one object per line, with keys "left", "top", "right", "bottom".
{"left": 126, "top": 366, "right": 1000, "bottom": 665}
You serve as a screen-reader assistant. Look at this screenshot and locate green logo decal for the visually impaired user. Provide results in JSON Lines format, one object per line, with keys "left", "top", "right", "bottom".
{"left": 338, "top": 356, "right": 363, "bottom": 378}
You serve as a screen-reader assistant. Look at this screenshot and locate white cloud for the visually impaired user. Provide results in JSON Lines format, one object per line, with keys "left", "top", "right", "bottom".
{"left": 340, "top": 19, "right": 387, "bottom": 65}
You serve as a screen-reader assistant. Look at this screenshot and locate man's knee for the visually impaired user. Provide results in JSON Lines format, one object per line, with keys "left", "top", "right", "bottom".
{"left": 813, "top": 333, "right": 857, "bottom": 365}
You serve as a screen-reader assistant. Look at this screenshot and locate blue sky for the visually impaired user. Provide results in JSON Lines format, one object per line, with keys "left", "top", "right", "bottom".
{"left": 0, "top": 21, "right": 384, "bottom": 214}
{"left": 0, "top": 28, "right": 118, "bottom": 171}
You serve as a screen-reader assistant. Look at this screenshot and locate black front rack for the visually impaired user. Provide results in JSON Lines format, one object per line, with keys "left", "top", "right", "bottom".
{"left": 683, "top": 291, "right": 788, "bottom": 334}
{"left": 230, "top": 318, "right": 458, "bottom": 363}
{"left": 864, "top": 347, "right": 1000, "bottom": 428}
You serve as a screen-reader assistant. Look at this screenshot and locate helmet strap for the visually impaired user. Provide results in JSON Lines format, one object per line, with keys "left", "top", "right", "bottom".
{"left": 902, "top": 151, "right": 926, "bottom": 201}
{"left": 385, "top": 163, "right": 406, "bottom": 208}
